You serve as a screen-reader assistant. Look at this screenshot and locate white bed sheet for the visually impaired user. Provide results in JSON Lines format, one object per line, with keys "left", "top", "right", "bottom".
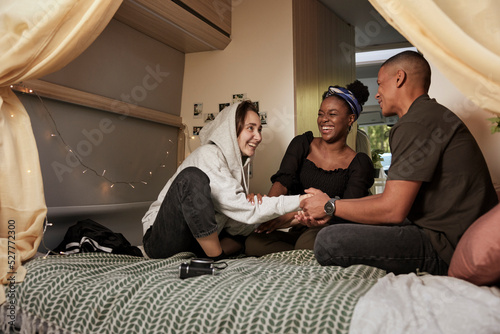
{"left": 350, "top": 273, "right": 500, "bottom": 334}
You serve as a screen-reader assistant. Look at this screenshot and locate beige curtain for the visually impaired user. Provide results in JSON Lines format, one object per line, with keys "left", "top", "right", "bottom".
{"left": 369, "top": 0, "right": 500, "bottom": 116}
{"left": 0, "top": 0, "right": 122, "bottom": 304}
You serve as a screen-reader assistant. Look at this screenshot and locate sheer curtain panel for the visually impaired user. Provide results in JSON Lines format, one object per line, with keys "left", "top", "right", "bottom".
{"left": 0, "top": 0, "right": 122, "bottom": 304}
{"left": 368, "top": 0, "right": 500, "bottom": 116}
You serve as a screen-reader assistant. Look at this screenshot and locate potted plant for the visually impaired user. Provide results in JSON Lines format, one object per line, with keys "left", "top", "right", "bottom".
{"left": 488, "top": 117, "right": 500, "bottom": 134}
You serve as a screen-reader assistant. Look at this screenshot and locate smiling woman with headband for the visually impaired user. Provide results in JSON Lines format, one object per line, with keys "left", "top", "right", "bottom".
{"left": 245, "top": 81, "right": 374, "bottom": 256}
{"left": 323, "top": 85, "right": 363, "bottom": 121}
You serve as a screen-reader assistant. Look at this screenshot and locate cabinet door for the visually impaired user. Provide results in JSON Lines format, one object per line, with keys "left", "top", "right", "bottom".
{"left": 174, "top": 0, "right": 231, "bottom": 36}
{"left": 115, "top": 0, "right": 231, "bottom": 53}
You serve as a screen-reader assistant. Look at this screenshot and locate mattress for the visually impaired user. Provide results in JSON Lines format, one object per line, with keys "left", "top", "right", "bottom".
{"left": 2, "top": 250, "right": 385, "bottom": 334}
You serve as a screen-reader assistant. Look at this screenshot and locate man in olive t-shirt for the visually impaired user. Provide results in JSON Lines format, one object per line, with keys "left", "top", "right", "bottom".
{"left": 388, "top": 94, "right": 497, "bottom": 265}
{"left": 299, "top": 51, "right": 497, "bottom": 275}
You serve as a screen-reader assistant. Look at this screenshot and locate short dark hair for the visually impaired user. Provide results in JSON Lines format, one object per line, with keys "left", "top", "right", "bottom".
{"left": 235, "top": 100, "right": 259, "bottom": 136}
{"left": 382, "top": 50, "right": 431, "bottom": 92}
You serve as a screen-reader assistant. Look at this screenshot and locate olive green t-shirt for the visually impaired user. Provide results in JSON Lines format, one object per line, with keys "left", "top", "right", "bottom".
{"left": 388, "top": 95, "right": 498, "bottom": 264}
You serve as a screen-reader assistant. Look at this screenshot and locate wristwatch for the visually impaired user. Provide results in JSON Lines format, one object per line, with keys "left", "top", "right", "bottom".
{"left": 324, "top": 196, "right": 340, "bottom": 216}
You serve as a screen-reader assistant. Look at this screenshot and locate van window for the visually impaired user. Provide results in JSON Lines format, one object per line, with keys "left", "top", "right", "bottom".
{"left": 360, "top": 124, "right": 392, "bottom": 174}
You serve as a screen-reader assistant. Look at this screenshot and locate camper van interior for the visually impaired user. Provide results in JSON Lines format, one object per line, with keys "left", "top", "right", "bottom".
{"left": 1, "top": 0, "right": 500, "bottom": 333}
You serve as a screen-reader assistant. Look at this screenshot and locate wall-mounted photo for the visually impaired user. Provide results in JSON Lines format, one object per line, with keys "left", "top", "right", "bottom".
{"left": 194, "top": 103, "right": 203, "bottom": 119}
{"left": 253, "top": 101, "right": 259, "bottom": 112}
{"left": 259, "top": 111, "right": 267, "bottom": 126}
{"left": 232, "top": 93, "right": 246, "bottom": 104}
{"left": 193, "top": 126, "right": 203, "bottom": 136}
{"left": 204, "top": 113, "right": 216, "bottom": 123}
{"left": 219, "top": 103, "right": 230, "bottom": 112}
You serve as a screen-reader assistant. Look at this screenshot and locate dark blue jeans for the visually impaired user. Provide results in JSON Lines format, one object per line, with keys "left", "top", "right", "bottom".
{"left": 314, "top": 221, "right": 449, "bottom": 275}
{"left": 143, "top": 167, "right": 217, "bottom": 259}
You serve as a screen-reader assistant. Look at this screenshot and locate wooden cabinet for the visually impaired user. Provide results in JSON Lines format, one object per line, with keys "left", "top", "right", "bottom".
{"left": 114, "top": 0, "right": 231, "bottom": 53}
{"left": 174, "top": 0, "right": 231, "bottom": 36}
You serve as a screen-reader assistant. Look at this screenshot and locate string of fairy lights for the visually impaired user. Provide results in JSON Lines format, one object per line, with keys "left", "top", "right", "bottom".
{"left": 12, "top": 84, "right": 175, "bottom": 190}
{"left": 10, "top": 84, "right": 180, "bottom": 256}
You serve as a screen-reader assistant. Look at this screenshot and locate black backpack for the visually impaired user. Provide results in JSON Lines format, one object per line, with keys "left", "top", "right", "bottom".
{"left": 53, "top": 219, "right": 143, "bottom": 257}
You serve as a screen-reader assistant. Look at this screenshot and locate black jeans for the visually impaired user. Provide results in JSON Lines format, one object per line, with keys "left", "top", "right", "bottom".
{"left": 143, "top": 167, "right": 217, "bottom": 259}
{"left": 314, "top": 221, "right": 449, "bottom": 275}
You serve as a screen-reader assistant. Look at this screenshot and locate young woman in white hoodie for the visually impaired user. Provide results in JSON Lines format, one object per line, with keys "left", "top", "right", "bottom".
{"left": 142, "top": 101, "right": 308, "bottom": 260}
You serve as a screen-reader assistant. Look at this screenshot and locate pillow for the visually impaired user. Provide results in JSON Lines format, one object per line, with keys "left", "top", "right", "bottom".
{"left": 448, "top": 203, "right": 500, "bottom": 286}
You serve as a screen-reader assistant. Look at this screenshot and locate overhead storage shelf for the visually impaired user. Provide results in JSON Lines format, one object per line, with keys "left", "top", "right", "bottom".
{"left": 114, "top": 0, "right": 231, "bottom": 53}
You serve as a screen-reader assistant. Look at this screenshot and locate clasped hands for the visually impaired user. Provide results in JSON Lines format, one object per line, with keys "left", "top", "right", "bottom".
{"left": 247, "top": 188, "right": 331, "bottom": 233}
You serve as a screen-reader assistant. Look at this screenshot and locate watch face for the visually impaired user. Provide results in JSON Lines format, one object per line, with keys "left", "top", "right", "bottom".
{"left": 324, "top": 201, "right": 334, "bottom": 215}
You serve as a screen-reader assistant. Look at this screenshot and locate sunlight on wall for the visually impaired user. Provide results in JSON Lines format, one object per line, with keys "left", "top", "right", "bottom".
{"left": 181, "top": 0, "right": 295, "bottom": 194}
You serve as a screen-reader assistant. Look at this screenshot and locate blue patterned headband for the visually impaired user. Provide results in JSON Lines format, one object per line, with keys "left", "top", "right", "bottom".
{"left": 324, "top": 86, "right": 362, "bottom": 120}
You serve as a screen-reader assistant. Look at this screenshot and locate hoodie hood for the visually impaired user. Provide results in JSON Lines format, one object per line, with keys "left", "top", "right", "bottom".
{"left": 199, "top": 102, "right": 250, "bottom": 192}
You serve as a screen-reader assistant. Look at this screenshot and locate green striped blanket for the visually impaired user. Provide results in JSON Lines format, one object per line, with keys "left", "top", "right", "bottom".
{"left": 5, "top": 250, "right": 385, "bottom": 334}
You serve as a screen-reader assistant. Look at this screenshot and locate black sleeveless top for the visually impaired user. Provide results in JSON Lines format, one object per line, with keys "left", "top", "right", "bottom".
{"left": 271, "top": 132, "right": 374, "bottom": 198}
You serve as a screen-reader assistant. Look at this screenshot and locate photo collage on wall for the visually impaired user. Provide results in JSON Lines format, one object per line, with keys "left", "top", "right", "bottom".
{"left": 192, "top": 93, "right": 266, "bottom": 136}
